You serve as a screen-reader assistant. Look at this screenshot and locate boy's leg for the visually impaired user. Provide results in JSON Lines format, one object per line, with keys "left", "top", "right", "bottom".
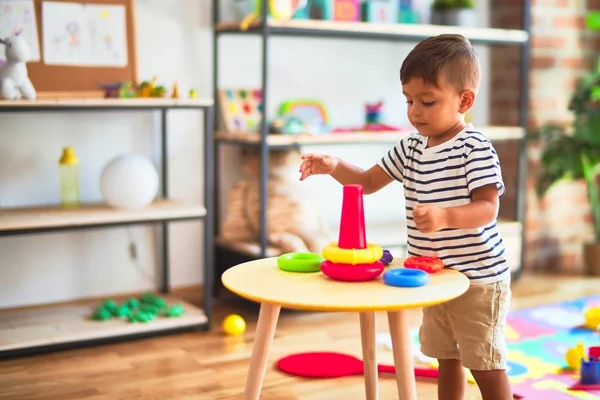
{"left": 419, "top": 304, "right": 466, "bottom": 400}
{"left": 438, "top": 359, "right": 466, "bottom": 400}
{"left": 470, "top": 369, "right": 512, "bottom": 400}
{"left": 448, "top": 279, "right": 513, "bottom": 400}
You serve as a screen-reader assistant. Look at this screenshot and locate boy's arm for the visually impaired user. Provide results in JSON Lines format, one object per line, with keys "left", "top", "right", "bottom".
{"left": 446, "top": 184, "right": 499, "bottom": 228}
{"left": 331, "top": 160, "right": 394, "bottom": 194}
{"left": 413, "top": 184, "right": 500, "bottom": 232}
{"left": 413, "top": 137, "right": 504, "bottom": 233}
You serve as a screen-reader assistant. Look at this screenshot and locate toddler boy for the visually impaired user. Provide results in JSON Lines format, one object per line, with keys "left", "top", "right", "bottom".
{"left": 298, "top": 34, "right": 512, "bottom": 400}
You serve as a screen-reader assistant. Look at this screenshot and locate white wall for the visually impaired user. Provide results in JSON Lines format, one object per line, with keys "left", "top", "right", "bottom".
{"left": 0, "top": 0, "right": 489, "bottom": 309}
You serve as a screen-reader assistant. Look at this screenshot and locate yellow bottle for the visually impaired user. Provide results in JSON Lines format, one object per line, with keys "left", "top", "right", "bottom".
{"left": 59, "top": 146, "right": 80, "bottom": 208}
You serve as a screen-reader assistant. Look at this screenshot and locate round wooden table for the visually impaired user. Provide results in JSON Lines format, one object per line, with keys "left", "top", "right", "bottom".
{"left": 222, "top": 257, "right": 470, "bottom": 400}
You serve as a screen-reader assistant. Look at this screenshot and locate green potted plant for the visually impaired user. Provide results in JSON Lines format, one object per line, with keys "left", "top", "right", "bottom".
{"left": 431, "top": 0, "right": 476, "bottom": 27}
{"left": 532, "top": 83, "right": 600, "bottom": 275}
{"left": 533, "top": 12, "right": 600, "bottom": 275}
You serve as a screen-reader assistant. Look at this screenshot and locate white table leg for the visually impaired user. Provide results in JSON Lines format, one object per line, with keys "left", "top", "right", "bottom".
{"left": 359, "top": 312, "right": 379, "bottom": 400}
{"left": 244, "top": 302, "right": 281, "bottom": 400}
{"left": 387, "top": 310, "right": 417, "bottom": 400}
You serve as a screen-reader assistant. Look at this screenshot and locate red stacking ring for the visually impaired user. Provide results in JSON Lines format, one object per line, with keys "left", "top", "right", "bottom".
{"left": 320, "top": 260, "right": 384, "bottom": 282}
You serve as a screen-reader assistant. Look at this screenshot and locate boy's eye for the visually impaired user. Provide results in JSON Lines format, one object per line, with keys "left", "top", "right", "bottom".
{"left": 406, "top": 100, "right": 413, "bottom": 105}
{"left": 422, "top": 101, "right": 435, "bottom": 107}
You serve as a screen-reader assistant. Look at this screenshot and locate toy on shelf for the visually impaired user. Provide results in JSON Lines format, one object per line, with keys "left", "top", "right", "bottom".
{"left": 138, "top": 77, "right": 167, "bottom": 97}
{"left": 334, "top": 0, "right": 361, "bottom": 21}
{"left": 320, "top": 185, "right": 384, "bottom": 282}
{"left": 97, "top": 76, "right": 189, "bottom": 99}
{"left": 398, "top": 0, "right": 419, "bottom": 23}
{"left": 277, "top": 252, "right": 323, "bottom": 272}
{"left": 273, "top": 99, "right": 330, "bottom": 135}
{"left": 404, "top": 256, "right": 444, "bottom": 273}
{"left": 91, "top": 292, "right": 184, "bottom": 324}
{"left": 239, "top": 0, "right": 307, "bottom": 30}
{"left": 218, "top": 88, "right": 263, "bottom": 132}
{"left": 331, "top": 101, "right": 405, "bottom": 133}
{"left": 0, "top": 31, "right": 36, "bottom": 100}
{"left": 365, "top": 101, "right": 383, "bottom": 124}
{"left": 171, "top": 81, "right": 180, "bottom": 98}
{"left": 307, "top": 0, "right": 333, "bottom": 19}
{"left": 362, "top": 0, "right": 395, "bottom": 23}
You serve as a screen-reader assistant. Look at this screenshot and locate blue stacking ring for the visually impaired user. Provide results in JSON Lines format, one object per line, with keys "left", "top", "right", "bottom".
{"left": 383, "top": 268, "right": 430, "bottom": 288}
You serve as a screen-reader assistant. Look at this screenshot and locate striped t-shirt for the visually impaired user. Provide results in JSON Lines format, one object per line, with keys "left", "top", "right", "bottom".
{"left": 377, "top": 124, "right": 509, "bottom": 285}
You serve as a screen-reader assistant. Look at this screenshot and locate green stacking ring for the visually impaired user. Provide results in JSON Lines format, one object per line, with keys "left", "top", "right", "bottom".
{"left": 277, "top": 252, "right": 324, "bottom": 273}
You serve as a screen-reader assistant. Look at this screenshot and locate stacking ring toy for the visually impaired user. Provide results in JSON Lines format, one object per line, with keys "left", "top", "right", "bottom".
{"left": 322, "top": 242, "right": 383, "bottom": 265}
{"left": 383, "top": 268, "right": 430, "bottom": 287}
{"left": 320, "top": 260, "right": 384, "bottom": 282}
{"left": 277, "top": 252, "right": 323, "bottom": 273}
{"left": 404, "top": 256, "right": 444, "bottom": 273}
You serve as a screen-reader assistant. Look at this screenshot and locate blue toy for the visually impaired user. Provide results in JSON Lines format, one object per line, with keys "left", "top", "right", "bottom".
{"left": 580, "top": 356, "right": 600, "bottom": 384}
{"left": 383, "top": 268, "right": 430, "bottom": 288}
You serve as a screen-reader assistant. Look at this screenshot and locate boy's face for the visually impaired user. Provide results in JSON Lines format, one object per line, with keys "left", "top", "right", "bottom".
{"left": 402, "top": 76, "right": 475, "bottom": 141}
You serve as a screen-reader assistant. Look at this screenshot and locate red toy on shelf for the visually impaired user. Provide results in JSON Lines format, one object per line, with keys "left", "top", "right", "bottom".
{"left": 320, "top": 185, "right": 384, "bottom": 282}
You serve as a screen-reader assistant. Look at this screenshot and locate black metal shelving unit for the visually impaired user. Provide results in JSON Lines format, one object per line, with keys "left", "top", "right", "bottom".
{"left": 212, "top": 4, "right": 532, "bottom": 290}
{"left": 0, "top": 98, "right": 215, "bottom": 358}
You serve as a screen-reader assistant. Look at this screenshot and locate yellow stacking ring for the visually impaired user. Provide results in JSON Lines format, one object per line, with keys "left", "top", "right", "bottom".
{"left": 321, "top": 242, "right": 383, "bottom": 265}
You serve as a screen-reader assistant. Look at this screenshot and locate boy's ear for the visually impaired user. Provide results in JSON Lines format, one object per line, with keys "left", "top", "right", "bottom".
{"left": 458, "top": 89, "right": 475, "bottom": 113}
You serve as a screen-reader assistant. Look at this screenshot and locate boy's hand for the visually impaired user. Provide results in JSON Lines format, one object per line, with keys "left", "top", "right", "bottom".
{"left": 413, "top": 204, "right": 448, "bottom": 233}
{"left": 299, "top": 153, "right": 338, "bottom": 181}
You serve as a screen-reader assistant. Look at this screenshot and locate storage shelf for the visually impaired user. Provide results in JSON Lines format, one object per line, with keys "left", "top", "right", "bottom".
{"left": 0, "top": 199, "right": 207, "bottom": 236}
{"left": 215, "top": 126, "right": 525, "bottom": 147}
{"left": 215, "top": 19, "right": 529, "bottom": 45}
{"left": 0, "top": 97, "right": 214, "bottom": 111}
{"left": 0, "top": 294, "right": 208, "bottom": 356}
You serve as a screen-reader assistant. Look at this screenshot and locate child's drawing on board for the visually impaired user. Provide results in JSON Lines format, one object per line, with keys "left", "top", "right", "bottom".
{"left": 66, "top": 21, "right": 80, "bottom": 57}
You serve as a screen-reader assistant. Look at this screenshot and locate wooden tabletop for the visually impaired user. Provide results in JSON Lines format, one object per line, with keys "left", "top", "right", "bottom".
{"left": 221, "top": 257, "right": 470, "bottom": 312}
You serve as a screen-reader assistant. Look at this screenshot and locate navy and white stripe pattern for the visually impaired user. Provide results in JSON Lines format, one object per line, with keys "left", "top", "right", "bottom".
{"left": 377, "top": 124, "right": 509, "bottom": 285}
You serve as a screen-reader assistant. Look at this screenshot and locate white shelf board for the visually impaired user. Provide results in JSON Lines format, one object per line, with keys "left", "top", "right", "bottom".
{"left": 0, "top": 98, "right": 213, "bottom": 109}
{"left": 216, "top": 19, "right": 529, "bottom": 45}
{"left": 0, "top": 294, "right": 207, "bottom": 352}
{"left": 0, "top": 199, "right": 206, "bottom": 233}
{"left": 216, "top": 126, "right": 525, "bottom": 147}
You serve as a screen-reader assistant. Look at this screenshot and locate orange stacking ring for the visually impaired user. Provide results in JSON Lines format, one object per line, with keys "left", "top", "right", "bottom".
{"left": 321, "top": 242, "right": 383, "bottom": 265}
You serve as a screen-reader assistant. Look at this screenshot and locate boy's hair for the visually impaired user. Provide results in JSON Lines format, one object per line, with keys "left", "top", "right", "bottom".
{"left": 400, "top": 34, "right": 481, "bottom": 93}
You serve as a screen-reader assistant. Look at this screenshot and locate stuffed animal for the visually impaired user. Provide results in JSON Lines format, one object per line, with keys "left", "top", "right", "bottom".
{"left": 0, "top": 31, "right": 36, "bottom": 100}
{"left": 218, "top": 148, "right": 333, "bottom": 254}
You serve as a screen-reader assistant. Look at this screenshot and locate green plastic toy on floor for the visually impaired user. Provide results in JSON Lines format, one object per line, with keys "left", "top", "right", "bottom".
{"left": 91, "top": 292, "right": 185, "bottom": 323}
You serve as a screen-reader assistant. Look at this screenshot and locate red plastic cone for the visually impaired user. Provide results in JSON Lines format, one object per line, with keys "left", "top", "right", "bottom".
{"left": 338, "top": 185, "right": 367, "bottom": 249}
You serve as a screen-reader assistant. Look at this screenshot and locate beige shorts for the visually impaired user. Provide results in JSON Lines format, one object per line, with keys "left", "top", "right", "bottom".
{"left": 419, "top": 278, "right": 511, "bottom": 371}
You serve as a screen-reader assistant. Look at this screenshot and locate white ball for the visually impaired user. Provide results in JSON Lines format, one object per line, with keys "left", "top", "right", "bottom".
{"left": 100, "top": 154, "right": 159, "bottom": 210}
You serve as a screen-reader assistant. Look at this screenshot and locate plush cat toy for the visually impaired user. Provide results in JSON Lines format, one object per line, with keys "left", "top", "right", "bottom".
{"left": 0, "top": 31, "right": 36, "bottom": 100}
{"left": 218, "top": 148, "right": 333, "bottom": 254}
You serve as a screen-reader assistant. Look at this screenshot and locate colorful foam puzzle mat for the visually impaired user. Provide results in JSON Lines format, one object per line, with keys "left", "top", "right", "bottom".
{"left": 217, "top": 88, "right": 264, "bottom": 133}
{"left": 379, "top": 295, "right": 600, "bottom": 399}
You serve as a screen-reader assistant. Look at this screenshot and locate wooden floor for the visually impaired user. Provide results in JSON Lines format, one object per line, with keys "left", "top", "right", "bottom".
{"left": 1, "top": 272, "right": 598, "bottom": 400}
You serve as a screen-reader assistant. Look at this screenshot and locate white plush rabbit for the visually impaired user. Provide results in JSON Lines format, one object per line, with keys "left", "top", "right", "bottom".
{"left": 0, "top": 31, "right": 36, "bottom": 100}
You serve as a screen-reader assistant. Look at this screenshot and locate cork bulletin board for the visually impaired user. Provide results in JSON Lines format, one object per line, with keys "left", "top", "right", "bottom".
{"left": 24, "top": 0, "right": 138, "bottom": 96}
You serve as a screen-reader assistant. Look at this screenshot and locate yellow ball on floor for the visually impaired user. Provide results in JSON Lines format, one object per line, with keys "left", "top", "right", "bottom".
{"left": 222, "top": 314, "right": 246, "bottom": 336}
